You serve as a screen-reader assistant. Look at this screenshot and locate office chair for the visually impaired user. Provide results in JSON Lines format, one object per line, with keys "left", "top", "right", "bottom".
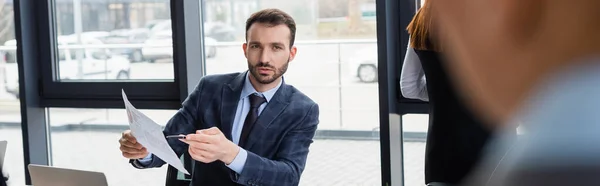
{"left": 165, "top": 151, "right": 193, "bottom": 186}
{"left": 0, "top": 168, "right": 6, "bottom": 186}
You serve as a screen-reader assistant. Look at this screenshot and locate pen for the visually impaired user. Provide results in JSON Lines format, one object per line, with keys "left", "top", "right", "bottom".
{"left": 165, "top": 134, "right": 186, "bottom": 139}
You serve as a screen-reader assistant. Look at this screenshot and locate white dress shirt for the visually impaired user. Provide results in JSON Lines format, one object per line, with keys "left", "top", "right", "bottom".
{"left": 400, "top": 45, "right": 429, "bottom": 101}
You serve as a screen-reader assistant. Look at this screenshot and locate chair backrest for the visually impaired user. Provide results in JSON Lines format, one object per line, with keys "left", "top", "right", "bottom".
{"left": 0, "top": 167, "right": 6, "bottom": 186}
{"left": 0, "top": 141, "right": 6, "bottom": 184}
{"left": 0, "top": 141, "right": 6, "bottom": 170}
{"left": 165, "top": 150, "right": 193, "bottom": 186}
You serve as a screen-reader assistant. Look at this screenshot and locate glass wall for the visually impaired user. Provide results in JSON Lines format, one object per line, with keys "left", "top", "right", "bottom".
{"left": 0, "top": 0, "right": 25, "bottom": 185}
{"left": 201, "top": 0, "right": 382, "bottom": 185}
{"left": 45, "top": 0, "right": 175, "bottom": 185}
{"left": 203, "top": 0, "right": 379, "bottom": 130}
{"left": 53, "top": 0, "right": 173, "bottom": 81}
{"left": 402, "top": 114, "right": 428, "bottom": 186}
{"left": 4, "top": 0, "right": 402, "bottom": 185}
{"left": 48, "top": 108, "right": 174, "bottom": 186}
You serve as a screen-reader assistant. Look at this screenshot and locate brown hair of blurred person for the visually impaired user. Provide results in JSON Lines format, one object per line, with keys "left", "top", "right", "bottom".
{"left": 407, "top": 0, "right": 442, "bottom": 51}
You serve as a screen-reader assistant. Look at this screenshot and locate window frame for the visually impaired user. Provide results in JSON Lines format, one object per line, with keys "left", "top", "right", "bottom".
{"left": 33, "top": 0, "right": 205, "bottom": 109}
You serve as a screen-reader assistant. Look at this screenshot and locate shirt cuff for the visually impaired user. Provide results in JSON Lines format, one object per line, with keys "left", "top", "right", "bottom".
{"left": 225, "top": 148, "right": 247, "bottom": 174}
{"left": 137, "top": 153, "right": 153, "bottom": 166}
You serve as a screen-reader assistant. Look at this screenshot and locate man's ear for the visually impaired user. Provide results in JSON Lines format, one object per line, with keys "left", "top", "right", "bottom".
{"left": 288, "top": 46, "right": 297, "bottom": 62}
{"left": 242, "top": 43, "right": 248, "bottom": 57}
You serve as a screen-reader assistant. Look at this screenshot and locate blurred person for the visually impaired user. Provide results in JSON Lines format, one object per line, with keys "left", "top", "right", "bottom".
{"left": 118, "top": 9, "right": 319, "bottom": 186}
{"left": 399, "top": 0, "right": 503, "bottom": 185}
{"left": 433, "top": 0, "right": 600, "bottom": 185}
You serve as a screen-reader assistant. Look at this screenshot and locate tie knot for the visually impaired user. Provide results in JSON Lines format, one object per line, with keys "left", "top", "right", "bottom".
{"left": 249, "top": 94, "right": 266, "bottom": 108}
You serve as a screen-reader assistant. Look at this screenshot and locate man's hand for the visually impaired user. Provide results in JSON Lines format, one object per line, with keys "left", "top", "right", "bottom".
{"left": 180, "top": 127, "right": 240, "bottom": 164}
{"left": 119, "top": 130, "right": 149, "bottom": 159}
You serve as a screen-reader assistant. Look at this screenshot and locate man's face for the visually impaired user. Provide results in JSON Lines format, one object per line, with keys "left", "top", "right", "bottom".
{"left": 243, "top": 23, "right": 297, "bottom": 84}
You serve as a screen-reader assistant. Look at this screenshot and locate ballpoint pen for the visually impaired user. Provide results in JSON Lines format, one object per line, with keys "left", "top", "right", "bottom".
{"left": 165, "top": 134, "right": 186, "bottom": 139}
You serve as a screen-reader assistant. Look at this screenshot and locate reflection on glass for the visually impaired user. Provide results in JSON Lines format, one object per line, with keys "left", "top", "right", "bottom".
{"left": 201, "top": 0, "right": 381, "bottom": 185}
{"left": 52, "top": 0, "right": 173, "bottom": 81}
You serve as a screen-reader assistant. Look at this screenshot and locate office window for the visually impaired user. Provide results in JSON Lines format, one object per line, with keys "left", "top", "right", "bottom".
{"left": 201, "top": 0, "right": 381, "bottom": 185}
{"left": 54, "top": 0, "right": 173, "bottom": 81}
{"left": 48, "top": 108, "right": 175, "bottom": 186}
{"left": 0, "top": 0, "right": 24, "bottom": 185}
{"left": 35, "top": 0, "right": 181, "bottom": 109}
{"left": 41, "top": 0, "right": 184, "bottom": 185}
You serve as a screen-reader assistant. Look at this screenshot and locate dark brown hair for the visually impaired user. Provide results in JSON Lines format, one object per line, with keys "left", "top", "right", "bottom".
{"left": 245, "top": 8, "right": 297, "bottom": 47}
{"left": 406, "top": 0, "right": 441, "bottom": 51}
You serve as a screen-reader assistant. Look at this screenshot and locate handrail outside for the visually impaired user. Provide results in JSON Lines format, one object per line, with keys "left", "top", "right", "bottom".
{"left": 0, "top": 39, "right": 377, "bottom": 51}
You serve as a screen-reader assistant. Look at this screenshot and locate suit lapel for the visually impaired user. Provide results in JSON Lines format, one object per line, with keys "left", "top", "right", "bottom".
{"left": 220, "top": 73, "right": 245, "bottom": 140}
{"left": 245, "top": 83, "right": 291, "bottom": 150}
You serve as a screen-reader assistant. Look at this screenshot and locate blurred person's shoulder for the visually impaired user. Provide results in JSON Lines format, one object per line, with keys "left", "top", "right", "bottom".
{"left": 464, "top": 58, "right": 600, "bottom": 186}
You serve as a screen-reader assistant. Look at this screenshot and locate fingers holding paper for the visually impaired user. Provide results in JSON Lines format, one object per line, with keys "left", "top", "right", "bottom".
{"left": 119, "top": 130, "right": 149, "bottom": 159}
{"left": 180, "top": 127, "right": 240, "bottom": 165}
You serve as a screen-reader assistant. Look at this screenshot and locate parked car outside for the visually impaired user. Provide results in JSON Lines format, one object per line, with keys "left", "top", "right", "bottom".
{"left": 348, "top": 45, "right": 378, "bottom": 83}
{"left": 2, "top": 36, "right": 131, "bottom": 99}
{"left": 103, "top": 28, "right": 150, "bottom": 62}
{"left": 141, "top": 30, "right": 217, "bottom": 62}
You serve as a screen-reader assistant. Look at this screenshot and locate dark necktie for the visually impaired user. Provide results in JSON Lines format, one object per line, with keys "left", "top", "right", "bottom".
{"left": 239, "top": 94, "right": 266, "bottom": 148}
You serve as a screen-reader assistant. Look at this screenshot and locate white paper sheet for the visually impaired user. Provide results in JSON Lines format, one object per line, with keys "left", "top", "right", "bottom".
{"left": 122, "top": 90, "right": 190, "bottom": 175}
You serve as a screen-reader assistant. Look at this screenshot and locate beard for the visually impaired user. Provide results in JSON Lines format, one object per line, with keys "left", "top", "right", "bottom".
{"left": 248, "top": 58, "right": 289, "bottom": 84}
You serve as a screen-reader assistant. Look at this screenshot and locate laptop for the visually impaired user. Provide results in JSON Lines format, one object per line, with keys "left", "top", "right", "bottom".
{"left": 28, "top": 164, "right": 108, "bottom": 186}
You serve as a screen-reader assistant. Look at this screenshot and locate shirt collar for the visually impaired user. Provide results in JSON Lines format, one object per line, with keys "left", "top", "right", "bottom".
{"left": 240, "top": 71, "right": 283, "bottom": 102}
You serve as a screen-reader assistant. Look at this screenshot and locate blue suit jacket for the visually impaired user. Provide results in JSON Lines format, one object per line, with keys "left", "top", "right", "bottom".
{"left": 132, "top": 72, "right": 320, "bottom": 186}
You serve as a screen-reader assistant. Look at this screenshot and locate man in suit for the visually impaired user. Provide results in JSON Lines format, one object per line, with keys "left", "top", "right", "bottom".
{"left": 118, "top": 8, "right": 319, "bottom": 186}
{"left": 433, "top": 0, "right": 600, "bottom": 185}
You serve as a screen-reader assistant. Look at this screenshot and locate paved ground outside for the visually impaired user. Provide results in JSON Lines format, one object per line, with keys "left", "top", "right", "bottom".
{"left": 0, "top": 128, "right": 428, "bottom": 186}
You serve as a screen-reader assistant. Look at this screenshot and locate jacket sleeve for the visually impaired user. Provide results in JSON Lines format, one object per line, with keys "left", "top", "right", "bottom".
{"left": 130, "top": 78, "right": 206, "bottom": 169}
{"left": 231, "top": 104, "right": 319, "bottom": 186}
